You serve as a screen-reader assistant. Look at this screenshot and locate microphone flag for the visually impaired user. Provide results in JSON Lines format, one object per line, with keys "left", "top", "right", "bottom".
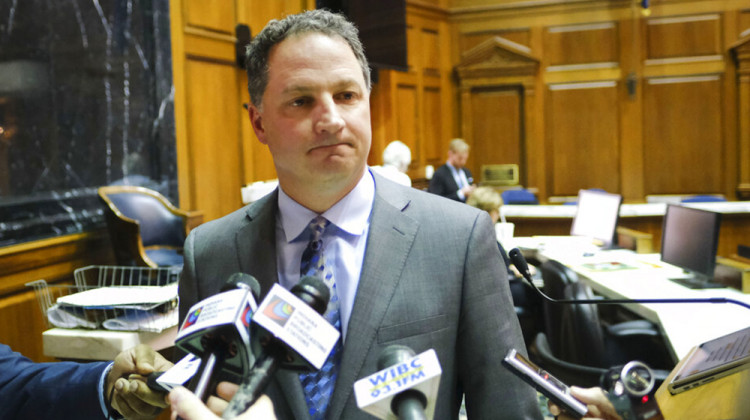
{"left": 354, "top": 349, "right": 442, "bottom": 419}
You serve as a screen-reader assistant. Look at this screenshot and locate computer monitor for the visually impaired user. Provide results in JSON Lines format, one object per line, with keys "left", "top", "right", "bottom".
{"left": 570, "top": 189, "right": 623, "bottom": 247}
{"left": 660, "top": 204, "right": 723, "bottom": 289}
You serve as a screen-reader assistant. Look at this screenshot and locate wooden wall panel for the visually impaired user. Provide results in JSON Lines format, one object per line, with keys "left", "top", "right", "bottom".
{"left": 643, "top": 76, "right": 723, "bottom": 194}
{"left": 646, "top": 15, "right": 722, "bottom": 60}
{"left": 0, "top": 289, "right": 56, "bottom": 362}
{"left": 422, "top": 85, "right": 443, "bottom": 164}
{"left": 370, "top": 4, "right": 452, "bottom": 173}
{"left": 396, "top": 83, "right": 420, "bottom": 160}
{"left": 184, "top": 60, "right": 243, "bottom": 222}
{"left": 545, "top": 22, "right": 619, "bottom": 67}
{"left": 468, "top": 88, "right": 523, "bottom": 180}
{"left": 421, "top": 28, "right": 441, "bottom": 75}
{"left": 547, "top": 82, "right": 620, "bottom": 196}
{"left": 185, "top": 0, "right": 236, "bottom": 33}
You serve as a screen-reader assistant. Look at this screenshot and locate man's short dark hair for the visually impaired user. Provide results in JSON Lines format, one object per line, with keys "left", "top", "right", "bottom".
{"left": 245, "top": 9, "right": 371, "bottom": 108}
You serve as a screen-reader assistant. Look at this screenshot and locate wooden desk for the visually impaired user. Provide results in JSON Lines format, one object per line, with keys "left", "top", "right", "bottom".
{"left": 655, "top": 345, "right": 750, "bottom": 419}
{"left": 503, "top": 201, "right": 750, "bottom": 257}
{"left": 524, "top": 239, "right": 750, "bottom": 362}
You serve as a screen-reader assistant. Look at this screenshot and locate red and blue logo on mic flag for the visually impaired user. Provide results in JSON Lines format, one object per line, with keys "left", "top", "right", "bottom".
{"left": 263, "top": 296, "right": 294, "bottom": 327}
{"left": 182, "top": 307, "right": 202, "bottom": 329}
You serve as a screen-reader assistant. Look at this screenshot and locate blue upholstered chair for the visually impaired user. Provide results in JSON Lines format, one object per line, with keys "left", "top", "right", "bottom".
{"left": 501, "top": 189, "right": 539, "bottom": 205}
{"left": 681, "top": 195, "right": 727, "bottom": 203}
{"left": 98, "top": 186, "right": 203, "bottom": 267}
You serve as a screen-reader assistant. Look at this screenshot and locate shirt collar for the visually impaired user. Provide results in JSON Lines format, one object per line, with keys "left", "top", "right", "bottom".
{"left": 278, "top": 169, "right": 375, "bottom": 243}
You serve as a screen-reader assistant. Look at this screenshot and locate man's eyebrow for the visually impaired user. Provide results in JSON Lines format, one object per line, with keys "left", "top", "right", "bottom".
{"left": 281, "top": 84, "right": 313, "bottom": 96}
{"left": 280, "top": 78, "right": 362, "bottom": 96}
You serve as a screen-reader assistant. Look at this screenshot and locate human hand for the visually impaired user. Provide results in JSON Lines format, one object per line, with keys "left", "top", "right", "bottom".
{"left": 168, "top": 386, "right": 276, "bottom": 420}
{"left": 203, "top": 381, "right": 240, "bottom": 416}
{"left": 548, "top": 386, "right": 622, "bottom": 420}
{"left": 108, "top": 344, "right": 175, "bottom": 419}
{"left": 461, "top": 184, "right": 476, "bottom": 198}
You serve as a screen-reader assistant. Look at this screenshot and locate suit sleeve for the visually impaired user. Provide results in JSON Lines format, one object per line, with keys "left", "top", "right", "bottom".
{"left": 458, "top": 212, "right": 542, "bottom": 419}
{"left": 0, "top": 344, "right": 110, "bottom": 419}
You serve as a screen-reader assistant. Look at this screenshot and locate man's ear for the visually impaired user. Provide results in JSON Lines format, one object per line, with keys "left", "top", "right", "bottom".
{"left": 248, "top": 105, "right": 267, "bottom": 145}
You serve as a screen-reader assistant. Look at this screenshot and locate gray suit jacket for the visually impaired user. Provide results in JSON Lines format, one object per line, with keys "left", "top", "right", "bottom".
{"left": 179, "top": 174, "right": 542, "bottom": 419}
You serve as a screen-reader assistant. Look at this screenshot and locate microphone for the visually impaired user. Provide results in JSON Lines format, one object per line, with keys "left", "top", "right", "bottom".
{"left": 223, "top": 276, "right": 339, "bottom": 418}
{"left": 354, "top": 346, "right": 442, "bottom": 420}
{"left": 508, "top": 248, "right": 750, "bottom": 310}
{"left": 175, "top": 273, "right": 261, "bottom": 401}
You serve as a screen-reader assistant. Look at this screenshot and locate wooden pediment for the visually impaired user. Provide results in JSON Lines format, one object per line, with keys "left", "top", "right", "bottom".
{"left": 730, "top": 35, "right": 750, "bottom": 74}
{"left": 456, "top": 36, "right": 540, "bottom": 80}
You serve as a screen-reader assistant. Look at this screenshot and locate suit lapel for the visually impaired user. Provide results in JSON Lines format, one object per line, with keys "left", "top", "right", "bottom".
{"left": 327, "top": 177, "right": 420, "bottom": 419}
{"left": 234, "top": 190, "right": 310, "bottom": 420}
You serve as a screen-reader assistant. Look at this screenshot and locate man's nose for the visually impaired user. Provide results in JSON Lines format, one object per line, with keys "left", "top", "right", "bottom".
{"left": 314, "top": 97, "right": 344, "bottom": 134}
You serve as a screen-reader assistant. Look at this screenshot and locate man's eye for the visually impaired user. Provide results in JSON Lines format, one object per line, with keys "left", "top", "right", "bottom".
{"left": 291, "top": 98, "right": 309, "bottom": 107}
{"left": 338, "top": 92, "right": 355, "bottom": 101}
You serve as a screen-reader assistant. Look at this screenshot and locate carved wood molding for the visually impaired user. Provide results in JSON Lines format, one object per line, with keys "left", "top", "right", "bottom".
{"left": 456, "top": 36, "right": 540, "bottom": 80}
{"left": 730, "top": 35, "right": 750, "bottom": 75}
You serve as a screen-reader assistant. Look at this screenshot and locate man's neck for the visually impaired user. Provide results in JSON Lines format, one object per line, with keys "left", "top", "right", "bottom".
{"left": 281, "top": 168, "right": 367, "bottom": 213}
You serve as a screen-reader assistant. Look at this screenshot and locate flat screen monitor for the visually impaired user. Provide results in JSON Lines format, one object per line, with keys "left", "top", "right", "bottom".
{"left": 660, "top": 204, "right": 723, "bottom": 289}
{"left": 570, "top": 189, "right": 623, "bottom": 247}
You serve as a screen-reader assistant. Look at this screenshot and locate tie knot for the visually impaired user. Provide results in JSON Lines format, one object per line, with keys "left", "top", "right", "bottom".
{"left": 308, "top": 216, "right": 329, "bottom": 240}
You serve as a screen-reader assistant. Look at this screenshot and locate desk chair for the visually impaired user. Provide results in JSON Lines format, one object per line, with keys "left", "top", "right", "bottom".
{"left": 681, "top": 195, "right": 726, "bottom": 203}
{"left": 98, "top": 186, "right": 203, "bottom": 267}
{"left": 533, "top": 260, "right": 671, "bottom": 386}
{"left": 540, "top": 260, "right": 577, "bottom": 355}
{"left": 501, "top": 189, "right": 539, "bottom": 205}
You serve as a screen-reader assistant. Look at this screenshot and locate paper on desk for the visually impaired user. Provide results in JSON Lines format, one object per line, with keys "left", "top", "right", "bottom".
{"left": 47, "top": 304, "right": 98, "bottom": 329}
{"left": 56, "top": 283, "right": 178, "bottom": 309}
{"left": 103, "top": 308, "right": 178, "bottom": 332}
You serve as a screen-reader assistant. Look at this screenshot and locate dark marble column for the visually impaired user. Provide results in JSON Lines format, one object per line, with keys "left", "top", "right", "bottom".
{"left": 0, "top": 0, "right": 176, "bottom": 246}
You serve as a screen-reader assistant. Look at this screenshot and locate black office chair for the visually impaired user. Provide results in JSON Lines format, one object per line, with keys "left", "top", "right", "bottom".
{"left": 98, "top": 186, "right": 203, "bottom": 267}
{"left": 531, "top": 260, "right": 672, "bottom": 387}
{"left": 540, "top": 259, "right": 578, "bottom": 355}
{"left": 530, "top": 331, "right": 608, "bottom": 388}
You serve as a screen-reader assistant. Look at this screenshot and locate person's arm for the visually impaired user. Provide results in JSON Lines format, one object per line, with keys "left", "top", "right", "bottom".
{"left": 548, "top": 386, "right": 623, "bottom": 420}
{"left": 0, "top": 343, "right": 110, "bottom": 419}
{"left": 107, "top": 344, "right": 174, "bottom": 419}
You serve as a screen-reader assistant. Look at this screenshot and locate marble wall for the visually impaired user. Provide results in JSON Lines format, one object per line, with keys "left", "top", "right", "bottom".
{"left": 0, "top": 0, "right": 176, "bottom": 246}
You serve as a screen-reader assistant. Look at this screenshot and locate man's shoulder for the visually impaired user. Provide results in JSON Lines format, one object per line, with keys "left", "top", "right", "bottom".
{"left": 377, "top": 178, "right": 481, "bottom": 219}
{"left": 191, "top": 193, "right": 274, "bottom": 239}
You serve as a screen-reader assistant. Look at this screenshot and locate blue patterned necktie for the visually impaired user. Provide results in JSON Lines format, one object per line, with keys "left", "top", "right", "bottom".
{"left": 299, "top": 216, "right": 342, "bottom": 420}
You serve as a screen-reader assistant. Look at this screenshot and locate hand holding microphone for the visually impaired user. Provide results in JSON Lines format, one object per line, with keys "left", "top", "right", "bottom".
{"left": 169, "top": 387, "right": 277, "bottom": 420}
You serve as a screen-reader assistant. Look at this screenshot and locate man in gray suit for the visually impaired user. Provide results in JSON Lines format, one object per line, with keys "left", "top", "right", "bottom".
{"left": 178, "top": 9, "right": 541, "bottom": 420}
